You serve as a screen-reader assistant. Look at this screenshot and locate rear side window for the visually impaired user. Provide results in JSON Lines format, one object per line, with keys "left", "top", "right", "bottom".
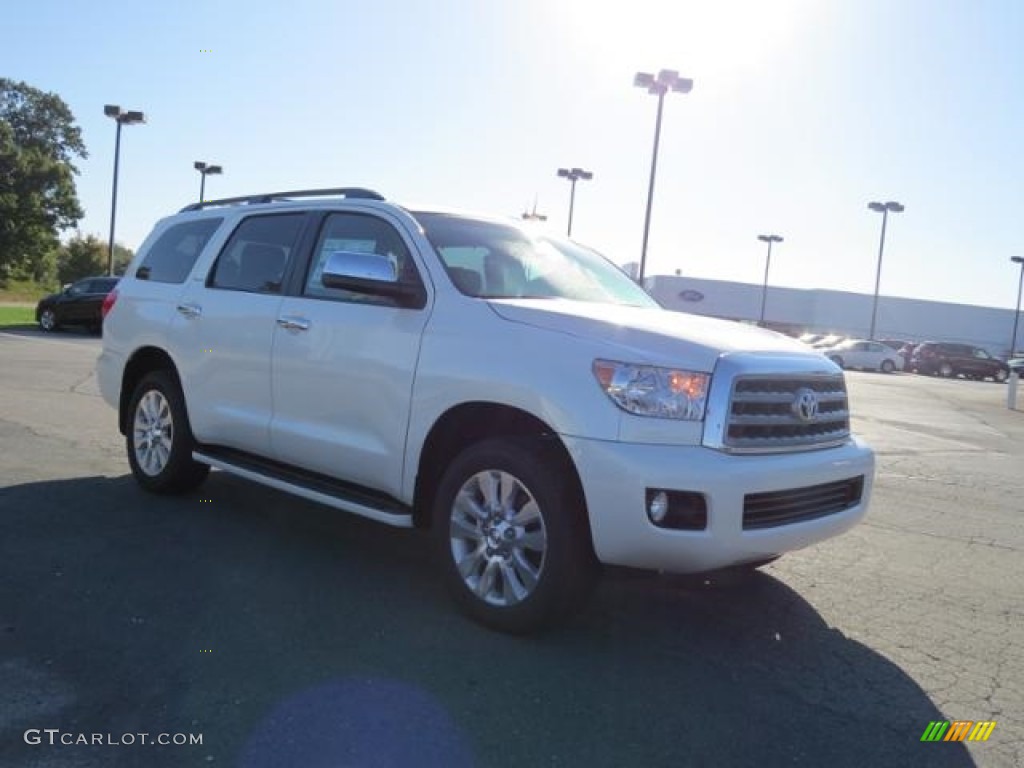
{"left": 137, "top": 218, "right": 223, "bottom": 284}
{"left": 210, "top": 214, "right": 306, "bottom": 294}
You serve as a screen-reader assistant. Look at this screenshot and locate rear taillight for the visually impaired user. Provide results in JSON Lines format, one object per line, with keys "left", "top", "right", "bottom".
{"left": 101, "top": 289, "right": 118, "bottom": 319}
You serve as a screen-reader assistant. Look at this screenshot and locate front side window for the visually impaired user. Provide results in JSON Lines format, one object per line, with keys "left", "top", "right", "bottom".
{"left": 210, "top": 214, "right": 305, "bottom": 294}
{"left": 138, "top": 217, "right": 223, "bottom": 284}
{"left": 413, "top": 212, "right": 657, "bottom": 307}
{"left": 304, "top": 213, "right": 419, "bottom": 305}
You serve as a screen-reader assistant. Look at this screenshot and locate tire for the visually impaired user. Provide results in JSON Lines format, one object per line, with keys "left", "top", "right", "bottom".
{"left": 994, "top": 368, "right": 1008, "bottom": 383}
{"left": 432, "top": 436, "right": 598, "bottom": 634}
{"left": 39, "top": 309, "right": 58, "bottom": 332}
{"left": 938, "top": 362, "right": 954, "bottom": 377}
{"left": 880, "top": 359, "right": 895, "bottom": 373}
{"left": 828, "top": 356, "right": 844, "bottom": 368}
{"left": 126, "top": 370, "right": 209, "bottom": 494}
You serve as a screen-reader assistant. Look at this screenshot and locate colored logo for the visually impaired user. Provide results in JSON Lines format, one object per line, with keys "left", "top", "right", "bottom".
{"left": 920, "top": 721, "right": 996, "bottom": 742}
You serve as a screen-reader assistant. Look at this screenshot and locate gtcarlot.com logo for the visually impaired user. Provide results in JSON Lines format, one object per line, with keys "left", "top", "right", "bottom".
{"left": 24, "top": 729, "right": 203, "bottom": 747}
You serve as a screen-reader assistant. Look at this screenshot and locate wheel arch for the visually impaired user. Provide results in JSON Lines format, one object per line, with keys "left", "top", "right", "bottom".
{"left": 119, "top": 346, "right": 182, "bottom": 435}
{"left": 412, "top": 402, "right": 589, "bottom": 536}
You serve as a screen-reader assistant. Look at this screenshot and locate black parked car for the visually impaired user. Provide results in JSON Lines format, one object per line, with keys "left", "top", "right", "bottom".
{"left": 35, "top": 277, "right": 119, "bottom": 333}
{"left": 909, "top": 341, "right": 1010, "bottom": 382}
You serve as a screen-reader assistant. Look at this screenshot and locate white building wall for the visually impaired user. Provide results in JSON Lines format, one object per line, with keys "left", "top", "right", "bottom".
{"left": 646, "top": 275, "right": 1019, "bottom": 357}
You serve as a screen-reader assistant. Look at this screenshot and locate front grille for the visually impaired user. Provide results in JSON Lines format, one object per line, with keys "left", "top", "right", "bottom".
{"left": 725, "top": 375, "right": 850, "bottom": 452}
{"left": 743, "top": 476, "right": 864, "bottom": 530}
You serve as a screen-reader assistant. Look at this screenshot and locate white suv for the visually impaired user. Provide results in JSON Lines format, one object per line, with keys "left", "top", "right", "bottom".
{"left": 98, "top": 187, "right": 874, "bottom": 633}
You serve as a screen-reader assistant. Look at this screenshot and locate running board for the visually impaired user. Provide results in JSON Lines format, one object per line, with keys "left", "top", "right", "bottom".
{"left": 192, "top": 448, "right": 413, "bottom": 528}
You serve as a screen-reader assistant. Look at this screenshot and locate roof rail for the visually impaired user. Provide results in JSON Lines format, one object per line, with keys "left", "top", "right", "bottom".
{"left": 179, "top": 187, "right": 385, "bottom": 212}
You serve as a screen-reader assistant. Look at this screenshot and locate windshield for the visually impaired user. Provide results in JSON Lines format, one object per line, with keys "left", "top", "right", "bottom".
{"left": 413, "top": 212, "right": 657, "bottom": 308}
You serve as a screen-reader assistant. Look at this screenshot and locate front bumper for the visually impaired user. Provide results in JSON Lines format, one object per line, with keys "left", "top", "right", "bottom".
{"left": 563, "top": 435, "right": 874, "bottom": 573}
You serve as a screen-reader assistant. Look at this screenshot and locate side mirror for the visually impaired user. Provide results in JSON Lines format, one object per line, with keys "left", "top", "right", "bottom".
{"left": 320, "top": 251, "right": 425, "bottom": 308}
{"left": 62, "top": 284, "right": 71, "bottom": 293}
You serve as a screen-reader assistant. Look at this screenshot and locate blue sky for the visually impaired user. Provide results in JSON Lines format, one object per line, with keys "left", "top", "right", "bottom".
{"left": 5, "top": 0, "right": 1024, "bottom": 308}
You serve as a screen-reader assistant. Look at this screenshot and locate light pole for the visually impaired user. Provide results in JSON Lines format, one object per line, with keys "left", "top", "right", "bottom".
{"left": 757, "top": 234, "right": 783, "bottom": 327}
{"left": 556, "top": 167, "right": 592, "bottom": 238}
{"left": 104, "top": 105, "right": 145, "bottom": 276}
{"left": 1010, "top": 256, "right": 1024, "bottom": 357}
{"left": 194, "top": 161, "right": 223, "bottom": 203}
{"left": 867, "top": 200, "right": 904, "bottom": 340}
{"left": 634, "top": 69, "right": 693, "bottom": 285}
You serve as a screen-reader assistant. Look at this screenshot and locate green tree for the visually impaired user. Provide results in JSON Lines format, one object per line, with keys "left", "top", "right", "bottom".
{"left": 56, "top": 235, "right": 135, "bottom": 284}
{"left": 0, "top": 79, "right": 86, "bottom": 283}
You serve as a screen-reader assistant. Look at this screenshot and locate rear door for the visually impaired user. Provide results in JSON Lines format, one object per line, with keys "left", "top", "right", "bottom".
{"left": 967, "top": 347, "right": 996, "bottom": 377}
{"left": 269, "top": 209, "right": 431, "bottom": 497}
{"left": 168, "top": 212, "right": 310, "bottom": 455}
{"left": 59, "top": 280, "right": 95, "bottom": 323}
{"left": 84, "top": 278, "right": 117, "bottom": 324}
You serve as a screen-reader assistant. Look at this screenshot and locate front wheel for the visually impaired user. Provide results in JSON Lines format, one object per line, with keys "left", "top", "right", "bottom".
{"left": 880, "top": 359, "right": 895, "bottom": 373}
{"left": 126, "top": 370, "right": 209, "bottom": 494}
{"left": 994, "top": 368, "right": 1009, "bottom": 383}
{"left": 432, "top": 437, "right": 597, "bottom": 634}
{"left": 939, "top": 362, "right": 954, "bottom": 377}
{"left": 39, "top": 309, "right": 58, "bottom": 332}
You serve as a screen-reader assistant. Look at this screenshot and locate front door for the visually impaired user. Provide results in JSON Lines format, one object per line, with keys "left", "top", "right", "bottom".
{"left": 269, "top": 211, "right": 430, "bottom": 498}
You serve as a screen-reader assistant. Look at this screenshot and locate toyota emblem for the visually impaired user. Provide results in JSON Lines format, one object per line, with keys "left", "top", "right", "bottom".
{"left": 791, "top": 388, "right": 820, "bottom": 422}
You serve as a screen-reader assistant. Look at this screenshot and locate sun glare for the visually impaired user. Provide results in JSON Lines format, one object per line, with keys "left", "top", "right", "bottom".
{"left": 550, "top": 0, "right": 814, "bottom": 86}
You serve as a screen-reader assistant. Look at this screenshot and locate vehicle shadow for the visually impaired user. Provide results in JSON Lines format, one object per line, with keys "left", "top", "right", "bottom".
{"left": 0, "top": 473, "right": 974, "bottom": 768}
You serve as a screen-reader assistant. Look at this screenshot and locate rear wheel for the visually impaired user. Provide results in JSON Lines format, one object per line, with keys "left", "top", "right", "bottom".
{"left": 880, "top": 359, "right": 895, "bottom": 373}
{"left": 432, "top": 437, "right": 597, "bottom": 634}
{"left": 126, "top": 370, "right": 209, "bottom": 494}
{"left": 939, "top": 362, "right": 954, "bottom": 377}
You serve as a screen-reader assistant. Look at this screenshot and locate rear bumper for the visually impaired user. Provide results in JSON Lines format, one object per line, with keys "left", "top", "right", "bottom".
{"left": 96, "top": 348, "right": 125, "bottom": 411}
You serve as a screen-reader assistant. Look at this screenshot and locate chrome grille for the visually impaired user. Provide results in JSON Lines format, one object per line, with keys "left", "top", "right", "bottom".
{"left": 725, "top": 375, "right": 850, "bottom": 452}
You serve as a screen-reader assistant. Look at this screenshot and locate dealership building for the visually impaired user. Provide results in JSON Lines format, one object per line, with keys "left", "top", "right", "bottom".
{"left": 639, "top": 273, "right": 1020, "bottom": 358}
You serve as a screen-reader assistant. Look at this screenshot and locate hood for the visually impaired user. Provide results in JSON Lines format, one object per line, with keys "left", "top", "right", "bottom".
{"left": 488, "top": 299, "right": 822, "bottom": 371}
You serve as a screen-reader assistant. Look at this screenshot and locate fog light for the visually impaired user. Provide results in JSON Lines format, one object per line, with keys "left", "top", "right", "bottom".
{"left": 648, "top": 491, "right": 669, "bottom": 523}
{"left": 645, "top": 488, "right": 708, "bottom": 530}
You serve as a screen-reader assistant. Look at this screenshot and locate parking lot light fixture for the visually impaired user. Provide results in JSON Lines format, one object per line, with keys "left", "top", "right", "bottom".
{"left": 105, "top": 105, "right": 146, "bottom": 275}
{"left": 867, "top": 200, "right": 904, "bottom": 340}
{"left": 556, "top": 167, "right": 593, "bottom": 238}
{"left": 194, "top": 161, "right": 223, "bottom": 203}
{"left": 756, "top": 234, "right": 783, "bottom": 327}
{"left": 1011, "top": 256, "right": 1024, "bottom": 357}
{"left": 634, "top": 69, "right": 693, "bottom": 285}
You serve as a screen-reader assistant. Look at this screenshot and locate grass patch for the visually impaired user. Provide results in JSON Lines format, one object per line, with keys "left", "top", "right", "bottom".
{"left": 0, "top": 279, "right": 55, "bottom": 303}
{"left": 0, "top": 305, "right": 36, "bottom": 328}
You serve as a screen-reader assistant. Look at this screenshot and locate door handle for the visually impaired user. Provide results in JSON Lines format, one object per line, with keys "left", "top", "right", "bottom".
{"left": 277, "top": 316, "right": 311, "bottom": 331}
{"left": 176, "top": 303, "right": 202, "bottom": 318}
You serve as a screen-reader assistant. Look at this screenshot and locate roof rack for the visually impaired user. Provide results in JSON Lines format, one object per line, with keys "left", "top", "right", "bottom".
{"left": 179, "top": 187, "right": 385, "bottom": 212}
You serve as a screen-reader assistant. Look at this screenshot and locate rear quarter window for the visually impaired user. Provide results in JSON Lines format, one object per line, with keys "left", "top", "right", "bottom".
{"left": 137, "top": 218, "right": 224, "bottom": 284}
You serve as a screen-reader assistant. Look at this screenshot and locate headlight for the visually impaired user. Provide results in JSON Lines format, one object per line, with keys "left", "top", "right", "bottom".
{"left": 592, "top": 359, "right": 710, "bottom": 420}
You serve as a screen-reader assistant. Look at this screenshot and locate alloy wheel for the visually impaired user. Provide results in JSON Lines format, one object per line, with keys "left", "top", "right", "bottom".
{"left": 132, "top": 390, "right": 174, "bottom": 476}
{"left": 448, "top": 469, "right": 547, "bottom": 607}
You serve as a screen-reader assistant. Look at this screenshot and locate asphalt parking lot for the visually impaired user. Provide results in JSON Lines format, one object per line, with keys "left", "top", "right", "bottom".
{"left": 1, "top": 328, "right": 1021, "bottom": 767}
